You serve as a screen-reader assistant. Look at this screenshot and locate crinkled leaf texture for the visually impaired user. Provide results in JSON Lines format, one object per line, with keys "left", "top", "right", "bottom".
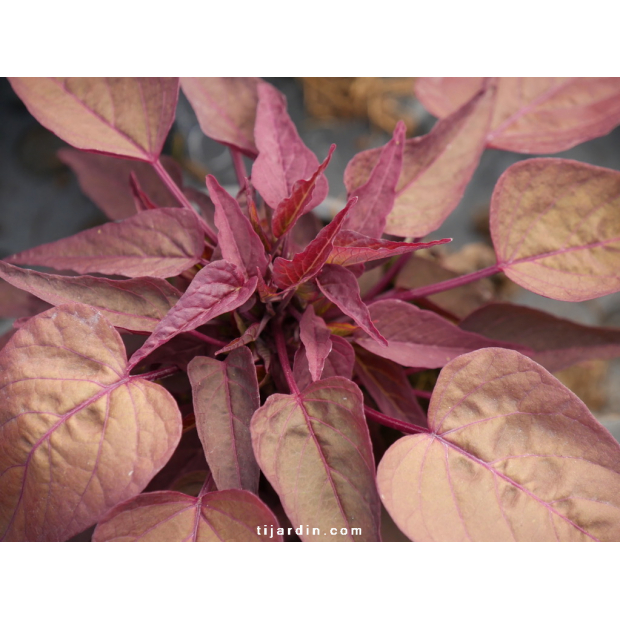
{"left": 129, "top": 260, "right": 257, "bottom": 368}
{"left": 356, "top": 300, "right": 531, "bottom": 368}
{"left": 59, "top": 149, "right": 183, "bottom": 220}
{"left": 7, "top": 208, "right": 205, "bottom": 279}
{"left": 492, "top": 158, "right": 620, "bottom": 301}
{"left": 180, "top": 77, "right": 262, "bottom": 157}
{"left": 93, "top": 489, "right": 281, "bottom": 542}
{"left": 0, "top": 304, "right": 182, "bottom": 541}
{"left": 377, "top": 348, "right": 620, "bottom": 541}
{"left": 460, "top": 302, "right": 620, "bottom": 373}
{"left": 251, "top": 377, "right": 381, "bottom": 541}
{"left": 0, "top": 261, "right": 181, "bottom": 332}
{"left": 9, "top": 78, "right": 179, "bottom": 161}
{"left": 344, "top": 87, "right": 494, "bottom": 237}
{"left": 252, "top": 82, "right": 328, "bottom": 210}
{"left": 188, "top": 348, "right": 260, "bottom": 493}
{"left": 415, "top": 77, "right": 620, "bottom": 154}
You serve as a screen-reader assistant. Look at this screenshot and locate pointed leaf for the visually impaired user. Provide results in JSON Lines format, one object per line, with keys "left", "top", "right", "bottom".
{"left": 317, "top": 263, "right": 386, "bottom": 345}
{"left": 252, "top": 82, "right": 328, "bottom": 209}
{"left": 0, "top": 304, "right": 182, "bottom": 541}
{"left": 299, "top": 305, "right": 332, "bottom": 382}
{"left": 272, "top": 198, "right": 356, "bottom": 290}
{"left": 461, "top": 302, "right": 620, "bottom": 372}
{"left": 356, "top": 299, "right": 531, "bottom": 368}
{"left": 293, "top": 335, "right": 355, "bottom": 391}
{"left": 129, "top": 261, "right": 257, "bottom": 368}
{"left": 59, "top": 149, "right": 183, "bottom": 220}
{"left": 93, "top": 489, "right": 281, "bottom": 541}
{"left": 206, "top": 175, "right": 268, "bottom": 278}
{"left": 354, "top": 347, "right": 427, "bottom": 428}
{"left": 345, "top": 87, "right": 495, "bottom": 237}
{"left": 416, "top": 77, "right": 620, "bottom": 154}
{"left": 377, "top": 348, "right": 620, "bottom": 541}
{"left": 6, "top": 208, "right": 205, "bottom": 278}
{"left": 492, "top": 158, "right": 620, "bottom": 301}
{"left": 9, "top": 78, "right": 179, "bottom": 161}
{"left": 0, "top": 261, "right": 181, "bottom": 332}
{"left": 272, "top": 145, "right": 335, "bottom": 238}
{"left": 188, "top": 348, "right": 260, "bottom": 492}
{"left": 345, "top": 121, "right": 405, "bottom": 237}
{"left": 328, "top": 230, "right": 450, "bottom": 268}
{"left": 250, "top": 377, "right": 381, "bottom": 541}
{"left": 214, "top": 317, "right": 269, "bottom": 356}
{"left": 180, "top": 78, "right": 262, "bottom": 157}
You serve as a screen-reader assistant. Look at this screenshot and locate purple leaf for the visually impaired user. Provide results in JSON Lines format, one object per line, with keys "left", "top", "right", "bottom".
{"left": 6, "top": 208, "right": 205, "bottom": 279}
{"left": 354, "top": 347, "right": 427, "bottom": 428}
{"left": 328, "top": 230, "right": 450, "bottom": 268}
{"left": 214, "top": 316, "right": 269, "bottom": 356}
{"left": 294, "top": 334, "right": 355, "bottom": 391}
{"left": 188, "top": 347, "right": 260, "bottom": 493}
{"left": 180, "top": 78, "right": 263, "bottom": 157}
{"left": 59, "top": 149, "right": 183, "bottom": 220}
{"left": 272, "top": 197, "right": 356, "bottom": 290}
{"left": 345, "top": 121, "right": 405, "bottom": 237}
{"left": 252, "top": 82, "right": 328, "bottom": 209}
{"left": 0, "top": 260, "right": 181, "bottom": 332}
{"left": 9, "top": 78, "right": 179, "bottom": 162}
{"left": 271, "top": 145, "right": 335, "bottom": 238}
{"left": 461, "top": 302, "right": 620, "bottom": 372}
{"left": 128, "top": 260, "right": 257, "bottom": 368}
{"left": 299, "top": 305, "right": 333, "bottom": 382}
{"left": 206, "top": 175, "right": 268, "bottom": 278}
{"left": 356, "top": 299, "right": 532, "bottom": 368}
{"left": 317, "top": 263, "right": 386, "bottom": 345}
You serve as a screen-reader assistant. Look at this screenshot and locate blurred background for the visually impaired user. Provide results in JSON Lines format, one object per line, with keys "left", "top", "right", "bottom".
{"left": 1, "top": 76, "right": 620, "bottom": 440}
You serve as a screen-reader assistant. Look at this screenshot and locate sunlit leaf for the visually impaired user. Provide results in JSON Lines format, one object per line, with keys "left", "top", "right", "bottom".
{"left": 0, "top": 304, "right": 182, "bottom": 541}
{"left": 377, "top": 348, "right": 620, "bottom": 541}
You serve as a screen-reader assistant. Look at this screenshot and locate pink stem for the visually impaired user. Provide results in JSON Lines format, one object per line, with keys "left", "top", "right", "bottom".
{"left": 230, "top": 147, "right": 247, "bottom": 189}
{"left": 132, "top": 366, "right": 179, "bottom": 382}
{"left": 189, "top": 330, "right": 228, "bottom": 347}
{"left": 382, "top": 264, "right": 502, "bottom": 302}
{"left": 363, "top": 405, "right": 427, "bottom": 435}
{"left": 151, "top": 158, "right": 217, "bottom": 242}
{"left": 412, "top": 388, "right": 432, "bottom": 400}
{"left": 274, "top": 321, "right": 300, "bottom": 396}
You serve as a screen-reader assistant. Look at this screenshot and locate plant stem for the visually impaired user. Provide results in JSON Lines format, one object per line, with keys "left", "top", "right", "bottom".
{"left": 273, "top": 321, "right": 300, "bottom": 396}
{"left": 133, "top": 366, "right": 179, "bottom": 382}
{"left": 151, "top": 158, "right": 218, "bottom": 243}
{"left": 363, "top": 405, "right": 427, "bottom": 435}
{"left": 189, "top": 330, "right": 228, "bottom": 347}
{"left": 230, "top": 147, "right": 247, "bottom": 189}
{"left": 382, "top": 263, "right": 502, "bottom": 302}
{"left": 363, "top": 253, "right": 411, "bottom": 301}
{"left": 411, "top": 388, "right": 433, "bottom": 400}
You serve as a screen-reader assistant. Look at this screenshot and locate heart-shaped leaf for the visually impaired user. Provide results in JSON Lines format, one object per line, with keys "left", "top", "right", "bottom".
{"left": 188, "top": 347, "right": 260, "bottom": 493}
{"left": 415, "top": 77, "right": 620, "bottom": 154}
{"left": 377, "top": 348, "right": 620, "bottom": 541}
{"left": 252, "top": 82, "right": 328, "bottom": 210}
{"left": 344, "top": 86, "right": 494, "bottom": 237}
{"left": 180, "top": 78, "right": 262, "bottom": 157}
{"left": 129, "top": 261, "right": 258, "bottom": 368}
{"left": 0, "top": 304, "right": 182, "bottom": 541}
{"left": 93, "top": 488, "right": 281, "bottom": 541}
{"left": 356, "top": 299, "right": 531, "bottom": 368}
{"left": 460, "top": 302, "right": 620, "bottom": 372}
{"left": 251, "top": 377, "right": 381, "bottom": 541}
{"left": 0, "top": 261, "right": 181, "bottom": 332}
{"left": 491, "top": 158, "right": 620, "bottom": 301}
{"left": 9, "top": 78, "right": 179, "bottom": 161}
{"left": 59, "top": 149, "right": 183, "bottom": 220}
{"left": 6, "top": 208, "right": 206, "bottom": 279}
